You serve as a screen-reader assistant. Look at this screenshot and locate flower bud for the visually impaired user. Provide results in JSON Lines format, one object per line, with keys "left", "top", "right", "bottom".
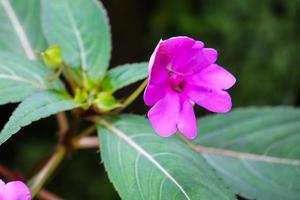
{"left": 41, "top": 46, "right": 63, "bottom": 68}
{"left": 94, "top": 92, "right": 121, "bottom": 112}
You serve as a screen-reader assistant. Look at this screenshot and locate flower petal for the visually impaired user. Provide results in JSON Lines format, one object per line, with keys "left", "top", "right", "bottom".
{"left": 0, "top": 179, "right": 4, "bottom": 198}
{"left": 0, "top": 179, "right": 4, "bottom": 186}
{"left": 184, "top": 84, "right": 232, "bottom": 113}
{"left": 177, "top": 95, "right": 197, "bottom": 139}
{"left": 202, "top": 48, "right": 218, "bottom": 65}
{"left": 180, "top": 47, "right": 218, "bottom": 73}
{"left": 147, "top": 91, "right": 180, "bottom": 137}
{"left": 144, "top": 84, "right": 167, "bottom": 106}
{"left": 187, "top": 64, "right": 236, "bottom": 90}
{"left": 147, "top": 40, "right": 169, "bottom": 86}
{"left": 165, "top": 37, "right": 199, "bottom": 72}
{"left": 163, "top": 37, "right": 203, "bottom": 75}
{"left": 3, "top": 181, "right": 31, "bottom": 200}
{"left": 159, "top": 37, "right": 219, "bottom": 75}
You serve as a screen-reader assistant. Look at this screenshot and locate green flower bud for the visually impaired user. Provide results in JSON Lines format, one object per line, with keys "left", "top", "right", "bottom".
{"left": 94, "top": 92, "right": 121, "bottom": 112}
{"left": 41, "top": 46, "right": 63, "bottom": 68}
{"left": 74, "top": 88, "right": 89, "bottom": 109}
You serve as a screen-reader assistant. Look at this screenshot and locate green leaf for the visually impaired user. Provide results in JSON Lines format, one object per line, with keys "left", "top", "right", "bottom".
{"left": 0, "top": 54, "right": 63, "bottom": 105}
{"left": 0, "top": 90, "right": 80, "bottom": 145}
{"left": 42, "top": 0, "right": 111, "bottom": 81}
{"left": 194, "top": 107, "right": 300, "bottom": 200}
{"left": 102, "top": 62, "right": 148, "bottom": 93}
{"left": 0, "top": 0, "right": 47, "bottom": 59}
{"left": 97, "top": 115, "right": 236, "bottom": 200}
{"left": 0, "top": 1, "right": 63, "bottom": 105}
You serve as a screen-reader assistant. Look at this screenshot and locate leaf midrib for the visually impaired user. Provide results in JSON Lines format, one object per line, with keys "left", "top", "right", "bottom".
{"left": 1, "top": 0, "right": 36, "bottom": 60}
{"left": 188, "top": 143, "right": 300, "bottom": 166}
{"left": 63, "top": 1, "right": 87, "bottom": 76}
{"left": 99, "top": 118, "right": 192, "bottom": 200}
{"left": 0, "top": 73, "right": 46, "bottom": 89}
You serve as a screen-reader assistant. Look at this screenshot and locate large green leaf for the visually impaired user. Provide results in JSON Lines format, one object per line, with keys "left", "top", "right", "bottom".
{"left": 98, "top": 115, "right": 236, "bottom": 200}
{"left": 42, "top": 0, "right": 111, "bottom": 81}
{"left": 0, "top": 0, "right": 63, "bottom": 105}
{"left": 0, "top": 54, "right": 62, "bottom": 105}
{"left": 194, "top": 107, "right": 300, "bottom": 200}
{"left": 0, "top": 0, "right": 47, "bottom": 59}
{"left": 0, "top": 90, "right": 80, "bottom": 145}
{"left": 102, "top": 62, "right": 148, "bottom": 93}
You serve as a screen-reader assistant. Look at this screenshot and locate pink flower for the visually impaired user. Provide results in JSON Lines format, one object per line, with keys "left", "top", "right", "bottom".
{"left": 144, "top": 36, "right": 236, "bottom": 139}
{"left": 0, "top": 179, "right": 31, "bottom": 200}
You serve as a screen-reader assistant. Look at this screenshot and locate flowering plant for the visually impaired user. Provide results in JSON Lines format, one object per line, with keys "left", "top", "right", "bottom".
{"left": 0, "top": 0, "right": 299, "bottom": 199}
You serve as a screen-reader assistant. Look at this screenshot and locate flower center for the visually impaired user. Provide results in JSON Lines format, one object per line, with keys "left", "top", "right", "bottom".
{"left": 168, "top": 73, "right": 185, "bottom": 93}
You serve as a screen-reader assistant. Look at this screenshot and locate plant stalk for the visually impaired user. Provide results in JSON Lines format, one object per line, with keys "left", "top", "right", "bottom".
{"left": 30, "top": 145, "right": 66, "bottom": 198}
{"left": 114, "top": 79, "right": 147, "bottom": 113}
{"left": 55, "top": 112, "right": 69, "bottom": 142}
{"left": 61, "top": 63, "right": 77, "bottom": 93}
{"left": 71, "top": 125, "right": 97, "bottom": 149}
{"left": 73, "top": 136, "right": 99, "bottom": 149}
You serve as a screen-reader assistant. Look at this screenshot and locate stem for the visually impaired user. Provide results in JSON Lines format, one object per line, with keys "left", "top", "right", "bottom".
{"left": 114, "top": 79, "right": 147, "bottom": 113}
{"left": 38, "top": 189, "right": 63, "bottom": 200}
{"left": 29, "top": 125, "right": 96, "bottom": 197}
{"left": 73, "top": 136, "right": 99, "bottom": 149}
{"left": 77, "top": 125, "right": 97, "bottom": 138}
{"left": 71, "top": 125, "right": 97, "bottom": 149}
{"left": 30, "top": 146, "right": 66, "bottom": 198}
{"left": 0, "top": 165, "right": 22, "bottom": 180}
{"left": 61, "top": 63, "right": 77, "bottom": 92}
{"left": 56, "top": 113, "right": 68, "bottom": 133}
{"left": 48, "top": 68, "right": 62, "bottom": 83}
{"left": 82, "top": 71, "right": 89, "bottom": 89}
{"left": 55, "top": 112, "right": 69, "bottom": 142}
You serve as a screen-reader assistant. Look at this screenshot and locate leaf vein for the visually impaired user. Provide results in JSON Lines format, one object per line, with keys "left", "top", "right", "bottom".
{"left": 99, "top": 119, "right": 191, "bottom": 200}
{"left": 0, "top": 0, "right": 36, "bottom": 60}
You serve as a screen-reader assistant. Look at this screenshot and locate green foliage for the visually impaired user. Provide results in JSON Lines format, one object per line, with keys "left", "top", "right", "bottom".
{"left": 98, "top": 115, "right": 236, "bottom": 200}
{"left": 102, "top": 62, "right": 148, "bottom": 93}
{"left": 0, "top": 0, "right": 47, "bottom": 59}
{"left": 0, "top": 91, "right": 80, "bottom": 145}
{"left": 98, "top": 108, "right": 300, "bottom": 200}
{"left": 1, "top": 0, "right": 299, "bottom": 199}
{"left": 42, "top": 0, "right": 111, "bottom": 82}
{"left": 0, "top": 0, "right": 64, "bottom": 106}
{"left": 194, "top": 107, "right": 300, "bottom": 200}
{"left": 0, "top": 54, "right": 62, "bottom": 105}
{"left": 0, "top": 0, "right": 149, "bottom": 147}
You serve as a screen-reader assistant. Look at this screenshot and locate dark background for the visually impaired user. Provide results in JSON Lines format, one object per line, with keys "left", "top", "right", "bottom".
{"left": 1, "top": 0, "right": 300, "bottom": 199}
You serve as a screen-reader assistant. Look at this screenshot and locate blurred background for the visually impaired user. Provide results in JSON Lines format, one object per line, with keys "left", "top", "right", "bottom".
{"left": 1, "top": 0, "right": 300, "bottom": 199}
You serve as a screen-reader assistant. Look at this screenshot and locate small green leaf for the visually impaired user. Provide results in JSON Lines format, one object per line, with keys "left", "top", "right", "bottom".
{"left": 0, "top": 0, "right": 47, "bottom": 59}
{"left": 102, "top": 62, "right": 148, "bottom": 93}
{"left": 98, "top": 115, "right": 236, "bottom": 200}
{"left": 42, "top": 0, "right": 111, "bottom": 81}
{"left": 0, "top": 90, "right": 80, "bottom": 145}
{"left": 194, "top": 107, "right": 300, "bottom": 200}
{"left": 0, "top": 54, "right": 63, "bottom": 105}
